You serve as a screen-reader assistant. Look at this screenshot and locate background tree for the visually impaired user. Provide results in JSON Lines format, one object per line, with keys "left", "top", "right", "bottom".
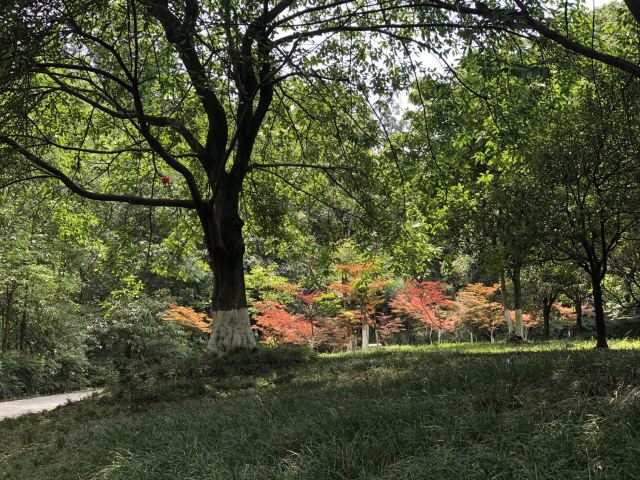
{"left": 453, "top": 283, "right": 503, "bottom": 343}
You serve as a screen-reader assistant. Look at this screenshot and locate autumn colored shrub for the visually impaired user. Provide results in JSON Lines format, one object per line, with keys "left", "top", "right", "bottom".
{"left": 165, "top": 304, "right": 212, "bottom": 333}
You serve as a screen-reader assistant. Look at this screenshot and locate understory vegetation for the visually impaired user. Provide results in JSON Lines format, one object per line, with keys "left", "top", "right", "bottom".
{"left": 2, "top": 341, "right": 640, "bottom": 479}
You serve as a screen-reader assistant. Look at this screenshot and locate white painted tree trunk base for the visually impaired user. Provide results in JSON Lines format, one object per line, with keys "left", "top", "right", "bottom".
{"left": 514, "top": 309, "right": 524, "bottom": 338}
{"left": 503, "top": 309, "right": 514, "bottom": 334}
{"left": 362, "top": 322, "right": 370, "bottom": 349}
{"left": 208, "top": 308, "right": 256, "bottom": 356}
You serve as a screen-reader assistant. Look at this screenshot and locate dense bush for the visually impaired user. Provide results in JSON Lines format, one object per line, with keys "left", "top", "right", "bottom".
{"left": 87, "top": 291, "right": 195, "bottom": 385}
{"left": 0, "top": 292, "right": 206, "bottom": 400}
{"left": 0, "top": 351, "right": 89, "bottom": 400}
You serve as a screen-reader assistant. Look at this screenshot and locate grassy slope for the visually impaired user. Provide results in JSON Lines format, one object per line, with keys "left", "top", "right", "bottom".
{"left": 2, "top": 341, "right": 640, "bottom": 480}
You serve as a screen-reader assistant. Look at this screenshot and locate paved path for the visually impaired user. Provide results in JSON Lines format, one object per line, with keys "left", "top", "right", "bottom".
{"left": 0, "top": 390, "right": 102, "bottom": 420}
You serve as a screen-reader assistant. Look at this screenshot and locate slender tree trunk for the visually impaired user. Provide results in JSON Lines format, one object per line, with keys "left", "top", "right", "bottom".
{"left": 204, "top": 181, "right": 256, "bottom": 356}
{"left": 375, "top": 328, "right": 380, "bottom": 346}
{"left": 500, "top": 271, "right": 514, "bottom": 334}
{"left": 470, "top": 331, "right": 473, "bottom": 343}
{"left": 19, "top": 286, "right": 28, "bottom": 352}
{"left": 361, "top": 319, "right": 370, "bottom": 349}
{"left": 2, "top": 284, "right": 15, "bottom": 352}
{"left": 511, "top": 267, "right": 524, "bottom": 338}
{"left": 1, "top": 303, "right": 7, "bottom": 352}
{"left": 437, "top": 329, "right": 442, "bottom": 344}
{"left": 591, "top": 274, "right": 608, "bottom": 349}
{"left": 575, "top": 294, "right": 583, "bottom": 332}
{"left": 542, "top": 301, "right": 551, "bottom": 340}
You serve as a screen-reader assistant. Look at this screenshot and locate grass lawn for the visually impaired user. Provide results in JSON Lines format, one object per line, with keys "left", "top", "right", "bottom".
{"left": 2, "top": 340, "right": 640, "bottom": 479}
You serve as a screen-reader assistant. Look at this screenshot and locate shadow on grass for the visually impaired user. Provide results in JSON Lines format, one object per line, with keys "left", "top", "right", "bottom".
{"left": 2, "top": 342, "right": 640, "bottom": 479}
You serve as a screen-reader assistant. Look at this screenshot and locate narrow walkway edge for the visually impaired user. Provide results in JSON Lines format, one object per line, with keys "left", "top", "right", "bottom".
{"left": 0, "top": 390, "right": 103, "bottom": 420}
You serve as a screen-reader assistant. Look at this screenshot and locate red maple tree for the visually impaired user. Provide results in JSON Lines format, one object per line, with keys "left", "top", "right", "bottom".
{"left": 552, "top": 302, "right": 580, "bottom": 336}
{"left": 391, "top": 281, "right": 455, "bottom": 343}
{"left": 253, "top": 300, "right": 322, "bottom": 346}
{"left": 375, "top": 314, "right": 406, "bottom": 344}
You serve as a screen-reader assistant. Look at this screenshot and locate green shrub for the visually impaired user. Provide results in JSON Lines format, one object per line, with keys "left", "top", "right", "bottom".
{"left": 0, "top": 351, "right": 89, "bottom": 400}
{"left": 87, "top": 292, "right": 192, "bottom": 385}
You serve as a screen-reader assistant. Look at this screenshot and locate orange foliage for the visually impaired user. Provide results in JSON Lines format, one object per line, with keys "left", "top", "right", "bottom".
{"left": 553, "top": 303, "right": 577, "bottom": 326}
{"left": 454, "top": 284, "right": 503, "bottom": 337}
{"left": 331, "top": 263, "right": 388, "bottom": 325}
{"left": 274, "top": 282, "right": 300, "bottom": 293}
{"left": 336, "top": 262, "right": 376, "bottom": 277}
{"left": 510, "top": 310, "right": 538, "bottom": 329}
{"left": 164, "top": 304, "right": 212, "bottom": 333}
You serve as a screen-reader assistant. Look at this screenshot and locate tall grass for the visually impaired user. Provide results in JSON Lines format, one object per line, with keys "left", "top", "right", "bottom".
{"left": 2, "top": 340, "right": 640, "bottom": 479}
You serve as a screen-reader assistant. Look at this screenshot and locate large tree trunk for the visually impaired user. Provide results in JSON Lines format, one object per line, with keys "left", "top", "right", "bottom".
{"left": 591, "top": 275, "right": 608, "bottom": 349}
{"left": 205, "top": 182, "right": 256, "bottom": 356}
{"left": 511, "top": 267, "right": 524, "bottom": 338}
{"left": 500, "top": 271, "right": 514, "bottom": 334}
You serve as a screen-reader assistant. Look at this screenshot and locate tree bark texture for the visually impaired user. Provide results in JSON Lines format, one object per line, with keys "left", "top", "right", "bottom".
{"left": 500, "top": 271, "right": 514, "bottom": 334}
{"left": 591, "top": 275, "right": 608, "bottom": 349}
{"left": 512, "top": 267, "right": 524, "bottom": 338}
{"left": 361, "top": 320, "right": 370, "bottom": 349}
{"left": 204, "top": 181, "right": 256, "bottom": 355}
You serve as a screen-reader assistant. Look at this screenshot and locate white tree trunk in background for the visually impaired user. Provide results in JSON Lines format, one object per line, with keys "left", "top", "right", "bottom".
{"left": 500, "top": 272, "right": 514, "bottom": 334}
{"left": 208, "top": 308, "right": 256, "bottom": 356}
{"left": 504, "top": 309, "right": 514, "bottom": 334}
{"left": 514, "top": 309, "right": 524, "bottom": 338}
{"left": 437, "top": 329, "right": 442, "bottom": 344}
{"left": 362, "top": 320, "right": 370, "bottom": 349}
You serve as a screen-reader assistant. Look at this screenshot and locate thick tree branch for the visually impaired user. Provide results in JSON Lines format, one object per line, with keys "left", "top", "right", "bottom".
{"left": 44, "top": 77, "right": 204, "bottom": 153}
{"left": 0, "top": 136, "right": 196, "bottom": 208}
{"left": 512, "top": 0, "right": 640, "bottom": 78}
{"left": 427, "top": 0, "right": 640, "bottom": 78}
{"left": 251, "top": 162, "right": 362, "bottom": 172}
{"left": 143, "top": 0, "right": 228, "bottom": 160}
